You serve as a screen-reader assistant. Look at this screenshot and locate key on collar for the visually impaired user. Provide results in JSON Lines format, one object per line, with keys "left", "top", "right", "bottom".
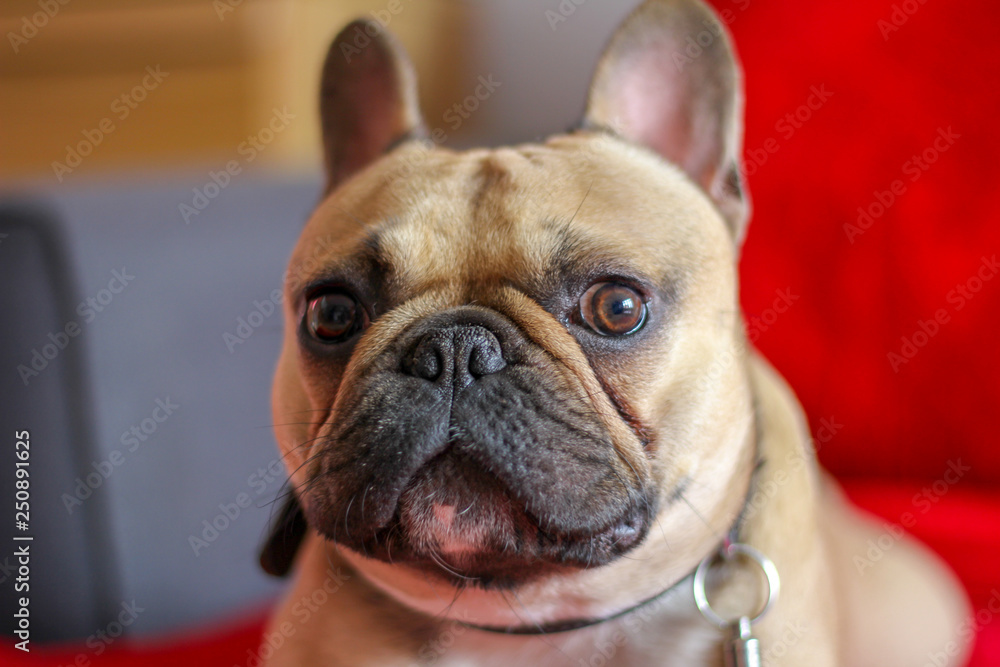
{"left": 724, "top": 616, "right": 761, "bottom": 667}
{"left": 693, "top": 542, "right": 779, "bottom": 667}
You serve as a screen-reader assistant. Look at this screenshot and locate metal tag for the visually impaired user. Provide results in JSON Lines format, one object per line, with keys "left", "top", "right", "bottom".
{"left": 723, "top": 617, "right": 761, "bottom": 667}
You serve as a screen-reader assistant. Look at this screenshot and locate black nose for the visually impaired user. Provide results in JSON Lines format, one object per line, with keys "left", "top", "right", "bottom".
{"left": 403, "top": 325, "right": 507, "bottom": 388}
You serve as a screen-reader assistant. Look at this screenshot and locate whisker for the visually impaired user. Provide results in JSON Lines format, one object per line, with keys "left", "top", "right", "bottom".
{"left": 343, "top": 493, "right": 356, "bottom": 541}
{"left": 427, "top": 550, "right": 479, "bottom": 582}
{"left": 258, "top": 422, "right": 327, "bottom": 429}
{"left": 678, "top": 490, "right": 725, "bottom": 542}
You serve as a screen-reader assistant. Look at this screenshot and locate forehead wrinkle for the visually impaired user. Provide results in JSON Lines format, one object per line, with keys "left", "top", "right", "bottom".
{"left": 295, "top": 249, "right": 379, "bottom": 296}
{"left": 374, "top": 153, "right": 520, "bottom": 292}
{"left": 371, "top": 211, "right": 471, "bottom": 297}
{"left": 359, "top": 218, "right": 403, "bottom": 271}
{"left": 467, "top": 154, "right": 569, "bottom": 289}
{"left": 287, "top": 216, "right": 401, "bottom": 295}
{"left": 545, "top": 219, "right": 635, "bottom": 279}
{"left": 350, "top": 147, "right": 616, "bottom": 300}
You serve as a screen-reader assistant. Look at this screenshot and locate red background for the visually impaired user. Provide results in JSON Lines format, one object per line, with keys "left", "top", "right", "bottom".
{"left": 4, "top": 0, "right": 998, "bottom": 664}
{"left": 735, "top": 0, "right": 1000, "bottom": 664}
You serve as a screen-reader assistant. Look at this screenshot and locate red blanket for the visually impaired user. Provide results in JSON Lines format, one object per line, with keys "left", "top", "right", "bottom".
{"left": 736, "top": 1, "right": 1000, "bottom": 663}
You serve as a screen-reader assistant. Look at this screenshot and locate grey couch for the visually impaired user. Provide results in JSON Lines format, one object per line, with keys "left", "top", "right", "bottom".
{"left": 0, "top": 174, "right": 322, "bottom": 640}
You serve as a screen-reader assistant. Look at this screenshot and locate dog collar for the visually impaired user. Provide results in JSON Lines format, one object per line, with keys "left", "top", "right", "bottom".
{"left": 454, "top": 570, "right": 694, "bottom": 636}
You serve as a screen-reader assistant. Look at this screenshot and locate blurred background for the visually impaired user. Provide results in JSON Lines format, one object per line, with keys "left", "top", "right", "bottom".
{"left": 0, "top": 0, "right": 998, "bottom": 665}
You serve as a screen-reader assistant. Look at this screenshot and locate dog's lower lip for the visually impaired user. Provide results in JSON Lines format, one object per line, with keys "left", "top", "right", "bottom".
{"left": 390, "top": 445, "right": 618, "bottom": 540}
{"left": 392, "top": 459, "right": 647, "bottom": 554}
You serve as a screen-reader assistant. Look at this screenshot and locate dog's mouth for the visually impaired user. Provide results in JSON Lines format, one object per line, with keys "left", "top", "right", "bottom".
{"left": 310, "top": 440, "right": 650, "bottom": 589}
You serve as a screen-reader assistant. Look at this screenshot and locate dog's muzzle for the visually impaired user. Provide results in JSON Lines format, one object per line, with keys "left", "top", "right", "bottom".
{"left": 301, "top": 307, "right": 653, "bottom": 587}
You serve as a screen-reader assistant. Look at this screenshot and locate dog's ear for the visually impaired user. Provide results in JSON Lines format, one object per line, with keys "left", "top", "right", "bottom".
{"left": 259, "top": 494, "right": 309, "bottom": 578}
{"left": 584, "top": 0, "right": 748, "bottom": 241}
{"left": 320, "top": 20, "right": 426, "bottom": 194}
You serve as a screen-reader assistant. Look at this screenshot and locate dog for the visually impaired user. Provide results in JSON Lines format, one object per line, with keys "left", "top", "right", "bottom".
{"left": 259, "top": 1, "right": 971, "bottom": 664}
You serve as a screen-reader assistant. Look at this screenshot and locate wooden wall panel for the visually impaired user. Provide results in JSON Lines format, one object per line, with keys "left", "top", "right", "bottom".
{"left": 0, "top": 0, "right": 469, "bottom": 181}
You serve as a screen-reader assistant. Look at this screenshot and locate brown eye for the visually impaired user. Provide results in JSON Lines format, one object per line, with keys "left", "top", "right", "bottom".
{"left": 306, "top": 292, "right": 369, "bottom": 343}
{"left": 580, "top": 283, "right": 646, "bottom": 336}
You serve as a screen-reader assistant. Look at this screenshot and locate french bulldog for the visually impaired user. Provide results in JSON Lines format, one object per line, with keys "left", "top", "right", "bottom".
{"left": 260, "top": 0, "right": 970, "bottom": 664}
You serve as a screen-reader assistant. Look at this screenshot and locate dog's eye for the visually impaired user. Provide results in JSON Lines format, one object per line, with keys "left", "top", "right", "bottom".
{"left": 306, "top": 291, "right": 369, "bottom": 343}
{"left": 579, "top": 283, "right": 646, "bottom": 336}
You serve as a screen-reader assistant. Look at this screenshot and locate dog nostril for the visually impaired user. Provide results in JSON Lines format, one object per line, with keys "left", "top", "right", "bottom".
{"left": 407, "top": 341, "right": 442, "bottom": 381}
{"left": 468, "top": 335, "right": 505, "bottom": 377}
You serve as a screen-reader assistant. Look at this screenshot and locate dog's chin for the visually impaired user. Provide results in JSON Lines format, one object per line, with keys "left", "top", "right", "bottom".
{"left": 315, "top": 449, "right": 650, "bottom": 590}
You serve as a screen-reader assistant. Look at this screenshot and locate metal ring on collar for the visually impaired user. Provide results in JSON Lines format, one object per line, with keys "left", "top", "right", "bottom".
{"left": 692, "top": 542, "right": 781, "bottom": 628}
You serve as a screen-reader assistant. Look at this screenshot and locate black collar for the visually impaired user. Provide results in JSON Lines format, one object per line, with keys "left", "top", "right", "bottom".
{"left": 455, "top": 569, "right": 694, "bottom": 635}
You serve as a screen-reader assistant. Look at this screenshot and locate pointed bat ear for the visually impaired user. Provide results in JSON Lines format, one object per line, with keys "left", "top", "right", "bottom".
{"left": 584, "top": 0, "right": 749, "bottom": 242}
{"left": 319, "top": 19, "right": 426, "bottom": 194}
{"left": 258, "top": 493, "right": 309, "bottom": 578}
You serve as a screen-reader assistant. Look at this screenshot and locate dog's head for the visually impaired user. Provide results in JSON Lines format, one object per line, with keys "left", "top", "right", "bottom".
{"left": 264, "top": 0, "right": 756, "bottom": 620}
